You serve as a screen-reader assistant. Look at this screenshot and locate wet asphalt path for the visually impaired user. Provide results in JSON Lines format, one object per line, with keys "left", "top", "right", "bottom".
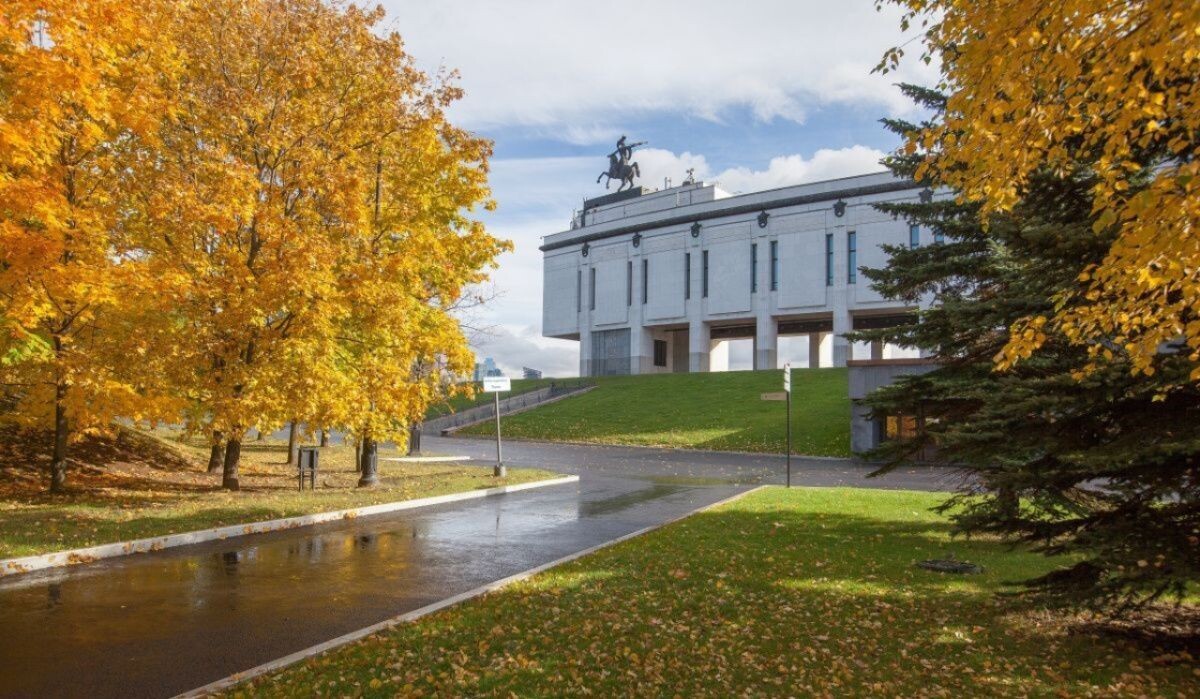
{"left": 0, "top": 440, "right": 959, "bottom": 698}
{"left": 426, "top": 435, "right": 966, "bottom": 491}
{"left": 0, "top": 474, "right": 747, "bottom": 698}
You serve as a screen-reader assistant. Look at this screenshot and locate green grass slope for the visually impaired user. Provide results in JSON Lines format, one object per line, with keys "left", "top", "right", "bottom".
{"left": 460, "top": 369, "right": 850, "bottom": 457}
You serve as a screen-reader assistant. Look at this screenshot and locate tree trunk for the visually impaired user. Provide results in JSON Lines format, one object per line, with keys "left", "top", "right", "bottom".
{"left": 319, "top": 429, "right": 329, "bottom": 447}
{"left": 207, "top": 430, "right": 225, "bottom": 473}
{"left": 49, "top": 376, "right": 69, "bottom": 494}
{"left": 997, "top": 486, "right": 1020, "bottom": 520}
{"left": 357, "top": 437, "right": 378, "bottom": 487}
{"left": 222, "top": 437, "right": 241, "bottom": 491}
{"left": 286, "top": 421, "right": 298, "bottom": 465}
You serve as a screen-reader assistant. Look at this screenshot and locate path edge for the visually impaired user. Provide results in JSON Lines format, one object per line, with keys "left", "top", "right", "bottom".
{"left": 0, "top": 475, "right": 579, "bottom": 578}
{"left": 175, "top": 484, "right": 765, "bottom": 698}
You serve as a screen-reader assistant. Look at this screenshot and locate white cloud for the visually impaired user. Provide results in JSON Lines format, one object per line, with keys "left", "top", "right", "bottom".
{"left": 470, "top": 324, "right": 578, "bottom": 378}
{"left": 379, "top": 0, "right": 937, "bottom": 132}
{"left": 634, "top": 145, "right": 887, "bottom": 194}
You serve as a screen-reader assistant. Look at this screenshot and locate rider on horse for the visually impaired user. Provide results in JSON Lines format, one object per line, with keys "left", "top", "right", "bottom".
{"left": 598, "top": 136, "right": 647, "bottom": 191}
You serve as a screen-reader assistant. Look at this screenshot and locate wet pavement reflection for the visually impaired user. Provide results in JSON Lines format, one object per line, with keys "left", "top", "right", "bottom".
{"left": 0, "top": 474, "right": 746, "bottom": 698}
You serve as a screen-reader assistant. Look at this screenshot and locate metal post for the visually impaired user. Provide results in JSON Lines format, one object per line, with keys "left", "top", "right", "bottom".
{"left": 493, "top": 391, "right": 505, "bottom": 477}
{"left": 786, "top": 389, "right": 792, "bottom": 488}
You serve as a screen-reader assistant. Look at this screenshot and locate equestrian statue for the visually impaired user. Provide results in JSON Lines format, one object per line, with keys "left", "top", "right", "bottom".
{"left": 597, "top": 135, "right": 646, "bottom": 191}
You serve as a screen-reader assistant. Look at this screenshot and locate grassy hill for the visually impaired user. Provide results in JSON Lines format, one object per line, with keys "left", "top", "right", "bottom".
{"left": 459, "top": 369, "right": 850, "bottom": 457}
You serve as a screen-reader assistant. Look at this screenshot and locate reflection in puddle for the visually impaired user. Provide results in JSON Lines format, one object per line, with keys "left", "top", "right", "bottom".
{"left": 0, "top": 478, "right": 745, "bottom": 699}
{"left": 580, "top": 483, "right": 689, "bottom": 516}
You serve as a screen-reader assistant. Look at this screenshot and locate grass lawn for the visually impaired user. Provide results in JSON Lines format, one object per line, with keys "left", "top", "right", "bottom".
{"left": 0, "top": 427, "right": 558, "bottom": 559}
{"left": 231, "top": 487, "right": 1198, "bottom": 698}
{"left": 460, "top": 369, "right": 851, "bottom": 457}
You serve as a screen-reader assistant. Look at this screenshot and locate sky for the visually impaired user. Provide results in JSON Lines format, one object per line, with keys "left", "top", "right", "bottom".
{"left": 376, "top": 0, "right": 937, "bottom": 378}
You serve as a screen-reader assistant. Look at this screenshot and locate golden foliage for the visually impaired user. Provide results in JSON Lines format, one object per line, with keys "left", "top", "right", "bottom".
{"left": 0, "top": 0, "right": 184, "bottom": 435}
{"left": 1, "top": 0, "right": 506, "bottom": 487}
{"left": 879, "top": 0, "right": 1200, "bottom": 385}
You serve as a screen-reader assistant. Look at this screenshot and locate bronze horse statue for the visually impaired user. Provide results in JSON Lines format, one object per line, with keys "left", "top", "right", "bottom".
{"left": 597, "top": 152, "right": 641, "bottom": 191}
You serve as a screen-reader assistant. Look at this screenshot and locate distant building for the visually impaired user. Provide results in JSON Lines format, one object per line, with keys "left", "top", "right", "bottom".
{"left": 522, "top": 367, "right": 543, "bottom": 380}
{"left": 472, "top": 357, "right": 502, "bottom": 382}
{"left": 541, "top": 172, "right": 943, "bottom": 376}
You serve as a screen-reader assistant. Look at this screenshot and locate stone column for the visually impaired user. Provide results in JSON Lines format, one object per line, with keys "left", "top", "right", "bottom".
{"left": 809, "top": 332, "right": 823, "bottom": 369}
{"left": 754, "top": 312, "right": 777, "bottom": 370}
{"left": 709, "top": 338, "right": 729, "bottom": 372}
{"left": 579, "top": 331, "right": 592, "bottom": 376}
{"left": 688, "top": 321, "right": 710, "bottom": 372}
{"left": 870, "top": 339, "right": 884, "bottom": 361}
{"left": 832, "top": 308, "right": 851, "bottom": 367}
{"left": 628, "top": 324, "right": 651, "bottom": 374}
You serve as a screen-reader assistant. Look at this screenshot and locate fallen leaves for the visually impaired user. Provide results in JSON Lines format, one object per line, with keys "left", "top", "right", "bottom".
{"left": 228, "top": 488, "right": 1199, "bottom": 698}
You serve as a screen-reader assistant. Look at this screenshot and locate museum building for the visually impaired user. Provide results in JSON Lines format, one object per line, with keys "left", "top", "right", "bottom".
{"left": 541, "top": 171, "right": 947, "bottom": 378}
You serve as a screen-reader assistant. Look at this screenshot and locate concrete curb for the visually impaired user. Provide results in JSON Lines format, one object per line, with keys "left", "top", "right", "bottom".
{"left": 174, "top": 485, "right": 764, "bottom": 698}
{"left": 379, "top": 455, "right": 472, "bottom": 463}
{"left": 0, "top": 475, "right": 579, "bottom": 578}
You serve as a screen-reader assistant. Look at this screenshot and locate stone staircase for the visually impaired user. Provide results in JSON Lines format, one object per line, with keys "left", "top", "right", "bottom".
{"left": 424, "top": 383, "right": 595, "bottom": 436}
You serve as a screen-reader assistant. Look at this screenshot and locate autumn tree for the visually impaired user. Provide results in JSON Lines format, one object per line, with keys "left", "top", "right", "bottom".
{"left": 336, "top": 99, "right": 506, "bottom": 486}
{"left": 0, "top": 1, "right": 181, "bottom": 491}
{"left": 877, "top": 0, "right": 1200, "bottom": 386}
{"left": 132, "top": 0, "right": 505, "bottom": 490}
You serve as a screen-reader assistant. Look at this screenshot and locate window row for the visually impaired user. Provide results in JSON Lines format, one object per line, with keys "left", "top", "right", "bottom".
{"left": 575, "top": 226, "right": 943, "bottom": 311}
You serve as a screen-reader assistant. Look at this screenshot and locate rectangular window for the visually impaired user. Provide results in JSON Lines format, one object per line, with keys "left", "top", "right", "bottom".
{"left": 909, "top": 223, "right": 920, "bottom": 249}
{"left": 750, "top": 243, "right": 758, "bottom": 293}
{"left": 934, "top": 228, "right": 945, "bottom": 245}
{"left": 702, "top": 250, "right": 709, "bottom": 298}
{"left": 641, "top": 259, "right": 648, "bottom": 304}
{"left": 825, "top": 234, "right": 834, "bottom": 286}
{"left": 626, "top": 260, "right": 633, "bottom": 306}
{"left": 847, "top": 231, "right": 857, "bottom": 285}
{"left": 653, "top": 339, "right": 668, "bottom": 367}
{"left": 684, "top": 252, "right": 691, "bottom": 300}
{"left": 769, "top": 240, "right": 779, "bottom": 291}
{"left": 589, "top": 267, "right": 596, "bottom": 311}
{"left": 576, "top": 269, "right": 582, "bottom": 311}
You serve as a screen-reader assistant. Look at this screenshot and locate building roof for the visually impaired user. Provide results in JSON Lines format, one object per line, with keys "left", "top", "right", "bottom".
{"left": 541, "top": 171, "right": 922, "bottom": 252}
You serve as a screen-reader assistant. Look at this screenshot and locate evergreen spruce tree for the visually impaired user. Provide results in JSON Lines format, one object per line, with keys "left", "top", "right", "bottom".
{"left": 855, "top": 85, "right": 1200, "bottom": 611}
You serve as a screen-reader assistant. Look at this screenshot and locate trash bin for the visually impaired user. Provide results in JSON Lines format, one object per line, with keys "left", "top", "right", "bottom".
{"left": 297, "top": 446, "right": 319, "bottom": 491}
{"left": 408, "top": 423, "right": 422, "bottom": 456}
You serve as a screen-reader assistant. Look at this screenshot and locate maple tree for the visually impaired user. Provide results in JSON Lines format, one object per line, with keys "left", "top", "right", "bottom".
{"left": 0, "top": 1, "right": 182, "bottom": 491}
{"left": 2, "top": 0, "right": 506, "bottom": 493}
{"left": 133, "top": 0, "right": 504, "bottom": 489}
{"left": 335, "top": 107, "right": 505, "bottom": 484}
{"left": 877, "top": 0, "right": 1200, "bottom": 387}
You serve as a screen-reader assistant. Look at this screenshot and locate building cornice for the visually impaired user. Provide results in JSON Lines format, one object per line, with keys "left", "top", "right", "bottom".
{"left": 540, "top": 178, "right": 918, "bottom": 252}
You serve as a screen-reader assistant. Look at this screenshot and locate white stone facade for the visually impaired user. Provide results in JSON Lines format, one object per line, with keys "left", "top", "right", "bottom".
{"left": 541, "top": 171, "right": 944, "bottom": 376}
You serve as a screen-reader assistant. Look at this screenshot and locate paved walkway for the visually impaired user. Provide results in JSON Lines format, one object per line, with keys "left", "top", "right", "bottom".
{"left": 426, "top": 435, "right": 966, "bottom": 491}
{"left": 0, "top": 440, "right": 960, "bottom": 698}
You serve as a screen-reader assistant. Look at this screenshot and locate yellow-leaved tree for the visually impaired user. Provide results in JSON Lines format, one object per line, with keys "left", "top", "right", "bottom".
{"left": 136, "top": 0, "right": 506, "bottom": 489}
{"left": 337, "top": 85, "right": 508, "bottom": 485}
{"left": 0, "top": 1, "right": 182, "bottom": 491}
{"left": 878, "top": 0, "right": 1200, "bottom": 385}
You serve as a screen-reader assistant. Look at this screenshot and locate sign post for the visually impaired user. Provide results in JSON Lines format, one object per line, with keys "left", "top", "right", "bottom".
{"left": 482, "top": 376, "right": 511, "bottom": 477}
{"left": 783, "top": 363, "right": 792, "bottom": 488}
